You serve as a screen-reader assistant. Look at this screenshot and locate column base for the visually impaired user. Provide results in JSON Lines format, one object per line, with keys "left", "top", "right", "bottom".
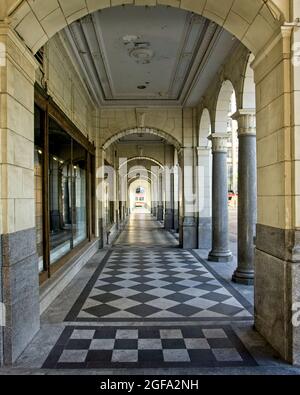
{"left": 173, "top": 209, "right": 179, "bottom": 233}
{"left": 181, "top": 216, "right": 197, "bottom": 249}
{"left": 198, "top": 217, "right": 212, "bottom": 249}
{"left": 232, "top": 269, "right": 254, "bottom": 285}
{"left": 1, "top": 229, "right": 40, "bottom": 365}
{"left": 98, "top": 218, "right": 104, "bottom": 249}
{"left": 255, "top": 245, "right": 300, "bottom": 365}
{"left": 208, "top": 250, "right": 232, "bottom": 262}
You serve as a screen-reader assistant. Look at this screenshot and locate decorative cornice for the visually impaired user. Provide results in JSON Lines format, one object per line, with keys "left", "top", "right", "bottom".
{"left": 0, "top": 23, "right": 38, "bottom": 74}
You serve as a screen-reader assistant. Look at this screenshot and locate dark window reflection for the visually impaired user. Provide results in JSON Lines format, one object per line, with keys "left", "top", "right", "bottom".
{"left": 34, "top": 110, "right": 91, "bottom": 272}
{"left": 34, "top": 106, "right": 44, "bottom": 272}
{"left": 72, "top": 139, "right": 87, "bottom": 247}
{"left": 49, "top": 118, "right": 72, "bottom": 264}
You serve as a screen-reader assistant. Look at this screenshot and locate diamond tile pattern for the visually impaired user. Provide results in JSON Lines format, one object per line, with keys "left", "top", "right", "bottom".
{"left": 66, "top": 248, "right": 252, "bottom": 321}
{"left": 42, "top": 325, "right": 257, "bottom": 369}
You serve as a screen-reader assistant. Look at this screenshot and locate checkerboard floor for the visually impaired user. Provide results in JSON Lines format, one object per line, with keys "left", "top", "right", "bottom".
{"left": 38, "top": 213, "right": 258, "bottom": 370}
{"left": 65, "top": 215, "right": 252, "bottom": 321}
{"left": 42, "top": 325, "right": 257, "bottom": 369}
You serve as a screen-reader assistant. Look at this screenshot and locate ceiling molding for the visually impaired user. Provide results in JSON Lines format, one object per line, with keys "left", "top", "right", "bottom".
{"left": 57, "top": 6, "right": 234, "bottom": 108}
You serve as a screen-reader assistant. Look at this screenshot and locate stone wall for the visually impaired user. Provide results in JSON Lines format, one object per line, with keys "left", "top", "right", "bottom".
{"left": 0, "top": 26, "right": 40, "bottom": 365}
{"left": 253, "top": 27, "right": 300, "bottom": 364}
{"left": 40, "top": 35, "right": 95, "bottom": 143}
{"left": 98, "top": 108, "right": 184, "bottom": 147}
{"left": 116, "top": 144, "right": 166, "bottom": 167}
{"left": 196, "top": 43, "right": 251, "bottom": 131}
{"left": 7, "top": 0, "right": 284, "bottom": 56}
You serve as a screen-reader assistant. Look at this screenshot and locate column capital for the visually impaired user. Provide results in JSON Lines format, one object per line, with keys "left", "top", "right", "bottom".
{"left": 232, "top": 109, "right": 256, "bottom": 137}
{"left": 208, "top": 133, "right": 228, "bottom": 153}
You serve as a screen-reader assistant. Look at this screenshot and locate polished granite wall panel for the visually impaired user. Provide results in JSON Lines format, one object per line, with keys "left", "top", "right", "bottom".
{"left": 0, "top": 236, "right": 3, "bottom": 366}
{"left": 1, "top": 228, "right": 40, "bottom": 364}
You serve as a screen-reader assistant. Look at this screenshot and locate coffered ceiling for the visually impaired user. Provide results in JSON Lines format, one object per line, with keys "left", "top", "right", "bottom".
{"left": 58, "top": 5, "right": 236, "bottom": 107}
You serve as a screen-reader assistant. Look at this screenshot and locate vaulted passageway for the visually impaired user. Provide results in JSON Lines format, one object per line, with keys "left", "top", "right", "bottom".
{"left": 1, "top": 0, "right": 300, "bottom": 373}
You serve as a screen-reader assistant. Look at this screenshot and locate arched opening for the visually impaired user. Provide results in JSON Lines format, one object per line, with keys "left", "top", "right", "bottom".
{"left": 102, "top": 126, "right": 178, "bottom": 245}
{"left": 129, "top": 179, "right": 152, "bottom": 213}
{"left": 214, "top": 80, "right": 239, "bottom": 259}
{"left": 9, "top": 1, "right": 283, "bottom": 55}
{"left": 103, "top": 127, "right": 181, "bottom": 151}
{"left": 242, "top": 54, "right": 256, "bottom": 109}
{"left": 197, "top": 108, "right": 212, "bottom": 249}
{"left": 119, "top": 157, "right": 163, "bottom": 170}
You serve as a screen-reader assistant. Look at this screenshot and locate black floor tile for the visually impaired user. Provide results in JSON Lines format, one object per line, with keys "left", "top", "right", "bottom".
{"left": 162, "top": 339, "right": 186, "bottom": 349}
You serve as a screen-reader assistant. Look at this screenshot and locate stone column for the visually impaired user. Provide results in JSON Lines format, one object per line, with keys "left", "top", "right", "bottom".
{"left": 164, "top": 145, "right": 175, "bottom": 230}
{"left": 96, "top": 147, "right": 105, "bottom": 248}
{"left": 232, "top": 110, "right": 256, "bottom": 284}
{"left": 165, "top": 172, "right": 175, "bottom": 230}
{"left": 173, "top": 149, "right": 180, "bottom": 233}
{"left": 208, "top": 134, "right": 232, "bottom": 262}
{"left": 157, "top": 172, "right": 164, "bottom": 221}
{"left": 197, "top": 146, "right": 212, "bottom": 249}
{"left": 181, "top": 147, "right": 197, "bottom": 249}
{"left": 151, "top": 170, "right": 158, "bottom": 217}
{"left": 0, "top": 26, "right": 39, "bottom": 364}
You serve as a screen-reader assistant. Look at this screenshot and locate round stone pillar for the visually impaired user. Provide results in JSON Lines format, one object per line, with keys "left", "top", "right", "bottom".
{"left": 232, "top": 110, "right": 257, "bottom": 284}
{"left": 208, "top": 134, "right": 232, "bottom": 262}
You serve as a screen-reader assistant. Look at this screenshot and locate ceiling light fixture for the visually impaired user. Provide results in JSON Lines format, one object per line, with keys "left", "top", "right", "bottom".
{"left": 130, "top": 47, "right": 154, "bottom": 64}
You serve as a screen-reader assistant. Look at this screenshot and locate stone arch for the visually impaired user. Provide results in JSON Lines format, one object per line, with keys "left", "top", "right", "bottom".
{"left": 215, "top": 80, "right": 237, "bottom": 134}
{"left": 119, "top": 157, "right": 164, "bottom": 170}
{"left": 128, "top": 178, "right": 152, "bottom": 208}
{"left": 199, "top": 108, "right": 212, "bottom": 147}
{"left": 128, "top": 175, "right": 152, "bottom": 184}
{"left": 242, "top": 54, "right": 256, "bottom": 109}
{"left": 102, "top": 127, "right": 181, "bottom": 150}
{"left": 126, "top": 168, "right": 158, "bottom": 179}
{"left": 8, "top": 1, "right": 284, "bottom": 55}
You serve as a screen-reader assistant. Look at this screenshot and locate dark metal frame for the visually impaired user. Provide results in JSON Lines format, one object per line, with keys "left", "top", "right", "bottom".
{"left": 35, "top": 84, "right": 96, "bottom": 284}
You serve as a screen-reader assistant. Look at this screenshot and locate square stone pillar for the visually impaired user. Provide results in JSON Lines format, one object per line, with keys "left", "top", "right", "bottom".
{"left": 0, "top": 25, "right": 39, "bottom": 364}
{"left": 197, "top": 146, "right": 212, "bottom": 249}
{"left": 173, "top": 151, "right": 180, "bottom": 233}
{"left": 157, "top": 172, "right": 164, "bottom": 221}
{"left": 96, "top": 147, "right": 105, "bottom": 248}
{"left": 164, "top": 145, "right": 175, "bottom": 230}
{"left": 180, "top": 147, "right": 197, "bottom": 249}
{"left": 253, "top": 25, "right": 300, "bottom": 364}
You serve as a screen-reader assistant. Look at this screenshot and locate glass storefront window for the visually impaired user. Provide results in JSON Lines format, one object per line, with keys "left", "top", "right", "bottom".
{"left": 49, "top": 118, "right": 73, "bottom": 265}
{"left": 72, "top": 139, "right": 87, "bottom": 247}
{"left": 34, "top": 101, "right": 94, "bottom": 280}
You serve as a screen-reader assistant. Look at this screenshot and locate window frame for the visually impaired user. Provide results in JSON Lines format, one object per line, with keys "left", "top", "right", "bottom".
{"left": 34, "top": 85, "right": 96, "bottom": 284}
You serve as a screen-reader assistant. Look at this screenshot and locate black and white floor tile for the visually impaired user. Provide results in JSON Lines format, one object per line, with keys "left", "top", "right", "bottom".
{"left": 39, "top": 213, "right": 258, "bottom": 371}
{"left": 42, "top": 325, "right": 257, "bottom": 369}
{"left": 65, "top": 248, "right": 253, "bottom": 321}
